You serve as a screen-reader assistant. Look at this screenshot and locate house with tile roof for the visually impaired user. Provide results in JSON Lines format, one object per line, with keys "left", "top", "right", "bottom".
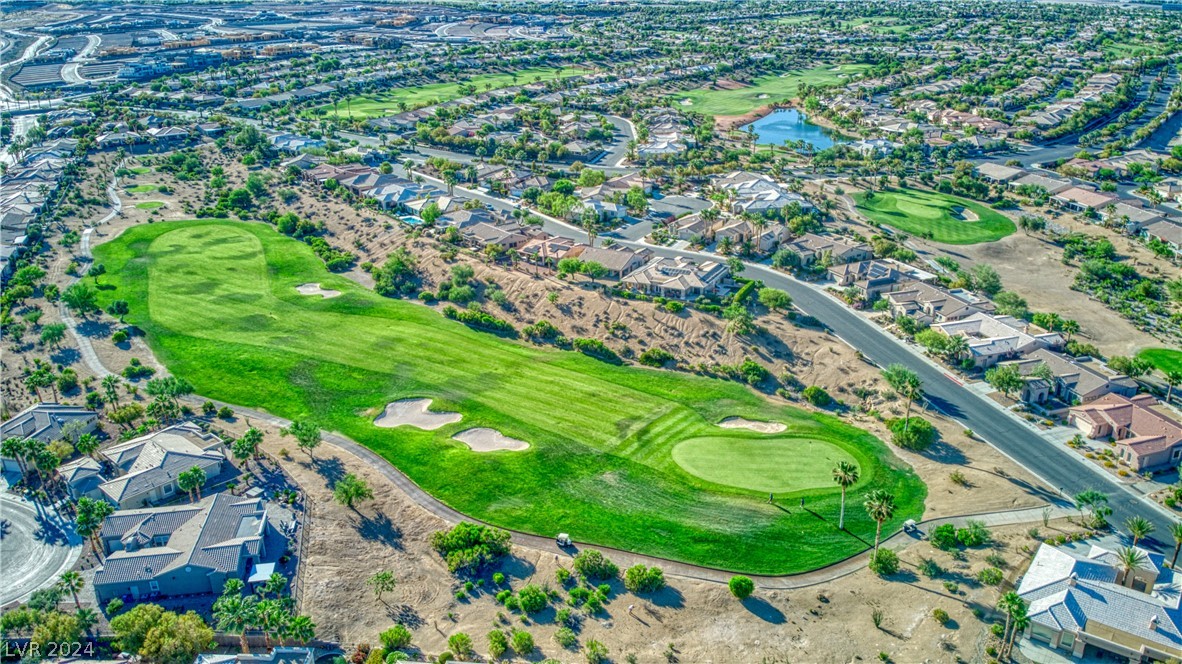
{"left": 620, "top": 256, "right": 729, "bottom": 300}
{"left": 885, "top": 283, "right": 994, "bottom": 325}
{"left": 1000, "top": 349, "right": 1138, "bottom": 409}
{"left": 1, "top": 403, "right": 98, "bottom": 476}
{"left": 780, "top": 233, "right": 873, "bottom": 267}
{"left": 1016, "top": 541, "right": 1181, "bottom": 661}
{"left": 59, "top": 423, "right": 226, "bottom": 508}
{"left": 93, "top": 492, "right": 275, "bottom": 603}
{"left": 932, "top": 312, "right": 1064, "bottom": 368}
{"left": 1069, "top": 393, "right": 1182, "bottom": 472}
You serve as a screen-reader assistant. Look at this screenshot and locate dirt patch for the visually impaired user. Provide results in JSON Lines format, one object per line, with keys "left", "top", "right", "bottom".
{"left": 296, "top": 283, "right": 342, "bottom": 298}
{"left": 451, "top": 428, "right": 529, "bottom": 452}
{"left": 373, "top": 399, "right": 462, "bottom": 430}
{"left": 717, "top": 417, "right": 788, "bottom": 434}
{"left": 713, "top": 78, "right": 750, "bottom": 90}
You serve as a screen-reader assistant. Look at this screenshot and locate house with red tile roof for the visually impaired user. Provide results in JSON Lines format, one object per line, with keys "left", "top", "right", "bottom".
{"left": 1069, "top": 393, "right": 1182, "bottom": 472}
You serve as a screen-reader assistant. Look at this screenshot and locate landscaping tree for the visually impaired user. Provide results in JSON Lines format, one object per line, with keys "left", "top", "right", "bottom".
{"left": 881, "top": 364, "right": 922, "bottom": 431}
{"left": 728, "top": 575, "right": 754, "bottom": 600}
{"left": 1125, "top": 516, "right": 1154, "bottom": 547}
{"left": 758, "top": 287, "right": 792, "bottom": 311}
{"left": 984, "top": 363, "right": 1024, "bottom": 399}
{"left": 75, "top": 497, "right": 115, "bottom": 558}
{"left": 832, "top": 461, "right": 860, "bottom": 530}
{"left": 1170, "top": 521, "right": 1182, "bottom": 568}
{"left": 40, "top": 323, "right": 66, "bottom": 348}
{"left": 62, "top": 283, "right": 98, "bottom": 315}
{"left": 863, "top": 489, "right": 897, "bottom": 552}
{"left": 232, "top": 428, "right": 263, "bottom": 468}
{"left": 107, "top": 300, "right": 130, "bottom": 322}
{"left": 333, "top": 473, "right": 374, "bottom": 511}
{"left": 59, "top": 570, "right": 85, "bottom": 609}
{"left": 1115, "top": 545, "right": 1147, "bottom": 588}
{"left": 213, "top": 579, "right": 257, "bottom": 654}
{"left": 367, "top": 571, "right": 397, "bottom": 604}
{"left": 1073, "top": 489, "right": 1111, "bottom": 529}
{"left": 177, "top": 465, "right": 207, "bottom": 502}
{"left": 282, "top": 419, "right": 322, "bottom": 458}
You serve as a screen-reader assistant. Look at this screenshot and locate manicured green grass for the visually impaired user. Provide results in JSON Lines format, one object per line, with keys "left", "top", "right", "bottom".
{"left": 93, "top": 220, "right": 925, "bottom": 574}
{"left": 314, "top": 67, "right": 590, "bottom": 119}
{"left": 125, "top": 184, "right": 160, "bottom": 194}
{"left": 128, "top": 166, "right": 151, "bottom": 175}
{"left": 135, "top": 201, "right": 164, "bottom": 210}
{"left": 1138, "top": 348, "right": 1182, "bottom": 375}
{"left": 853, "top": 187, "right": 1016, "bottom": 245}
{"left": 672, "top": 64, "right": 870, "bottom": 117}
{"left": 671, "top": 436, "right": 857, "bottom": 493}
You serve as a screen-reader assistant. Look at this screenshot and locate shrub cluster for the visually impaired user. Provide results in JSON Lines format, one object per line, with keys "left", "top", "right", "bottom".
{"left": 442, "top": 306, "right": 517, "bottom": 337}
{"left": 623, "top": 564, "right": 665, "bottom": 594}
{"left": 430, "top": 522, "right": 511, "bottom": 574}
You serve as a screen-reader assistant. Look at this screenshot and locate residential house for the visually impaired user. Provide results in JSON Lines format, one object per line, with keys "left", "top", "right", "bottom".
{"left": 885, "top": 282, "right": 994, "bottom": 324}
{"left": 780, "top": 233, "right": 873, "bottom": 267}
{"left": 713, "top": 171, "right": 815, "bottom": 217}
{"left": 1016, "top": 541, "right": 1180, "bottom": 661}
{"left": 828, "top": 260, "right": 911, "bottom": 301}
{"left": 1143, "top": 220, "right": 1182, "bottom": 252}
{"left": 92, "top": 492, "right": 275, "bottom": 603}
{"left": 563, "top": 245, "right": 651, "bottom": 279}
{"left": 1001, "top": 349, "right": 1138, "bottom": 407}
{"left": 1, "top": 403, "right": 98, "bottom": 476}
{"left": 932, "top": 312, "right": 1064, "bottom": 368}
{"left": 1052, "top": 187, "right": 1119, "bottom": 213}
{"left": 620, "top": 256, "right": 729, "bottom": 300}
{"left": 461, "top": 222, "right": 528, "bottom": 250}
{"left": 975, "top": 163, "right": 1026, "bottom": 183}
{"left": 1010, "top": 173, "right": 1073, "bottom": 195}
{"left": 73, "top": 423, "right": 227, "bottom": 508}
{"left": 1069, "top": 393, "right": 1182, "bottom": 472}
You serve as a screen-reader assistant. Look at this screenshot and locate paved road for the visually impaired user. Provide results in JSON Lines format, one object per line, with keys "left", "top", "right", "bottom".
{"left": 0, "top": 493, "right": 84, "bottom": 607}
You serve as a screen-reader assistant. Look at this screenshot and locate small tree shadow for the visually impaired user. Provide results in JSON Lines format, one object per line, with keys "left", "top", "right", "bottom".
{"left": 302, "top": 455, "right": 345, "bottom": 488}
{"left": 741, "top": 596, "right": 785, "bottom": 624}
{"left": 49, "top": 347, "right": 81, "bottom": 366}
{"left": 76, "top": 319, "right": 113, "bottom": 338}
{"left": 351, "top": 510, "right": 403, "bottom": 550}
{"left": 921, "top": 439, "right": 965, "bottom": 464}
{"left": 499, "top": 555, "right": 537, "bottom": 580}
{"left": 385, "top": 604, "right": 424, "bottom": 628}
{"left": 647, "top": 585, "right": 684, "bottom": 609}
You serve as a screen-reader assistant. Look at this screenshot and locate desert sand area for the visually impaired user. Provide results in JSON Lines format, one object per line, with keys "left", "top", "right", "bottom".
{"left": 716, "top": 416, "right": 789, "bottom": 433}
{"left": 296, "top": 282, "right": 342, "bottom": 298}
{"left": 373, "top": 399, "right": 464, "bottom": 430}
{"left": 452, "top": 428, "right": 531, "bottom": 452}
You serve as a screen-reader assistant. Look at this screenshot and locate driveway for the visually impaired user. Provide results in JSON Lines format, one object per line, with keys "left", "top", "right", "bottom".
{"left": 0, "top": 492, "right": 84, "bottom": 606}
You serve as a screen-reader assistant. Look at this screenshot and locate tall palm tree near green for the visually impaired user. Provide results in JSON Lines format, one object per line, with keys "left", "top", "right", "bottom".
{"left": 1115, "top": 545, "right": 1147, "bottom": 588}
{"left": 881, "top": 364, "right": 923, "bottom": 431}
{"left": 863, "top": 489, "right": 896, "bottom": 552}
{"left": 832, "top": 461, "right": 860, "bottom": 530}
{"left": 59, "top": 570, "right": 85, "bottom": 609}
{"left": 1169, "top": 521, "right": 1182, "bottom": 568}
{"left": 255, "top": 599, "right": 287, "bottom": 648}
{"left": 102, "top": 375, "right": 121, "bottom": 406}
{"left": 1164, "top": 371, "right": 1182, "bottom": 404}
{"left": 1125, "top": 516, "right": 1154, "bottom": 547}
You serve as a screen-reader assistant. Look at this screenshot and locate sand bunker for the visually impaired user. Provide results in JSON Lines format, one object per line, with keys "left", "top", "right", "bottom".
{"left": 717, "top": 417, "right": 788, "bottom": 434}
{"left": 374, "top": 399, "right": 461, "bottom": 430}
{"left": 452, "top": 428, "right": 530, "bottom": 452}
{"left": 296, "top": 283, "right": 341, "bottom": 298}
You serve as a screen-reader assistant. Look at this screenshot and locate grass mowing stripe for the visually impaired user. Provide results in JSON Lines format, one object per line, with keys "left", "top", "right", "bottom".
{"left": 93, "top": 220, "right": 926, "bottom": 574}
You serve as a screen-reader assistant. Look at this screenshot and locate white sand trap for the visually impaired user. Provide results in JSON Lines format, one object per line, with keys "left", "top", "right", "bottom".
{"left": 717, "top": 417, "right": 788, "bottom": 434}
{"left": 296, "top": 283, "right": 341, "bottom": 298}
{"left": 453, "top": 428, "right": 530, "bottom": 452}
{"left": 374, "top": 399, "right": 462, "bottom": 430}
{"left": 756, "top": 93, "right": 770, "bottom": 99}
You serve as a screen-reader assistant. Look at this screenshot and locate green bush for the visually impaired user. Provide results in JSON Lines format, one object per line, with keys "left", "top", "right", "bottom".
{"left": 510, "top": 629, "right": 534, "bottom": 655}
{"left": 380, "top": 625, "right": 413, "bottom": 650}
{"left": 930, "top": 524, "right": 958, "bottom": 550}
{"left": 112, "top": 330, "right": 129, "bottom": 343}
{"left": 517, "top": 584, "right": 548, "bottom": 613}
{"left": 623, "top": 564, "right": 666, "bottom": 594}
{"left": 932, "top": 608, "right": 950, "bottom": 626}
{"left": 554, "top": 626, "right": 577, "bottom": 649}
{"left": 495, "top": 589, "right": 511, "bottom": 605}
{"left": 956, "top": 520, "right": 991, "bottom": 547}
{"left": 105, "top": 598, "right": 124, "bottom": 615}
{"left": 447, "top": 633, "right": 473, "bottom": 658}
{"left": 888, "top": 417, "right": 937, "bottom": 451}
{"left": 738, "top": 359, "right": 770, "bottom": 385}
{"left": 486, "top": 630, "right": 508, "bottom": 659}
{"left": 918, "top": 558, "right": 943, "bottom": 578}
{"left": 802, "top": 385, "right": 832, "bottom": 407}
{"left": 492, "top": 572, "right": 505, "bottom": 585}
{"left": 442, "top": 306, "right": 517, "bottom": 337}
{"left": 978, "top": 567, "right": 1003, "bottom": 586}
{"left": 638, "top": 348, "right": 676, "bottom": 368}
{"left": 728, "top": 575, "right": 754, "bottom": 599}
{"left": 571, "top": 338, "right": 622, "bottom": 364}
{"left": 430, "top": 522, "right": 512, "bottom": 574}
{"left": 572, "top": 550, "right": 618, "bottom": 581}
{"left": 869, "top": 549, "right": 899, "bottom": 576}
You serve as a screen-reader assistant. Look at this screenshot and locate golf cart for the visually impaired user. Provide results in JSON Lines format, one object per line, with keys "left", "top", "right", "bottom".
{"left": 555, "top": 533, "right": 572, "bottom": 548}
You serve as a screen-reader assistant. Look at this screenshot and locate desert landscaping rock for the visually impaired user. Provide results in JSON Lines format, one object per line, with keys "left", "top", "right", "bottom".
{"left": 373, "top": 398, "right": 462, "bottom": 430}
{"left": 452, "top": 428, "right": 530, "bottom": 452}
{"left": 717, "top": 416, "right": 788, "bottom": 433}
{"left": 296, "top": 283, "right": 342, "bottom": 298}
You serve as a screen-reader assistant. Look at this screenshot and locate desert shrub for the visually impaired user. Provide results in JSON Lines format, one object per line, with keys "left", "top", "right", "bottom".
{"left": 888, "top": 417, "right": 937, "bottom": 451}
{"left": 430, "top": 522, "right": 511, "bottom": 574}
{"left": 567, "top": 587, "right": 591, "bottom": 607}
{"left": 932, "top": 608, "right": 950, "bottom": 626}
{"left": 572, "top": 550, "right": 618, "bottom": 581}
{"left": 486, "top": 630, "right": 508, "bottom": 659}
{"left": 380, "top": 625, "right": 412, "bottom": 651}
{"left": 623, "top": 564, "right": 666, "bottom": 594}
{"left": 638, "top": 348, "right": 675, "bottom": 367}
{"left": 554, "top": 626, "right": 577, "bottom": 649}
{"left": 112, "top": 330, "right": 129, "bottom": 343}
{"left": 106, "top": 598, "right": 124, "bottom": 615}
{"left": 919, "top": 558, "right": 943, "bottom": 578}
{"left": 442, "top": 306, "right": 517, "bottom": 337}
{"left": 869, "top": 549, "right": 899, "bottom": 576}
{"left": 492, "top": 572, "right": 505, "bottom": 585}
{"left": 728, "top": 575, "right": 754, "bottom": 599}
{"left": 978, "top": 567, "right": 1004, "bottom": 586}
{"left": 956, "top": 520, "right": 991, "bottom": 547}
{"left": 802, "top": 385, "right": 832, "bottom": 407}
{"left": 510, "top": 629, "right": 534, "bottom": 655}
{"left": 447, "top": 633, "right": 473, "bottom": 658}
{"left": 571, "top": 338, "right": 622, "bottom": 364}
{"left": 930, "top": 524, "right": 958, "bottom": 550}
{"left": 517, "top": 584, "right": 548, "bottom": 613}
{"left": 585, "top": 640, "right": 609, "bottom": 664}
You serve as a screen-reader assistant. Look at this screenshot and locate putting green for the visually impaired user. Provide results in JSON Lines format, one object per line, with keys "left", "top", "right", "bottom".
{"left": 854, "top": 187, "right": 1016, "bottom": 244}
{"left": 672, "top": 436, "right": 858, "bottom": 493}
{"left": 92, "top": 220, "right": 925, "bottom": 574}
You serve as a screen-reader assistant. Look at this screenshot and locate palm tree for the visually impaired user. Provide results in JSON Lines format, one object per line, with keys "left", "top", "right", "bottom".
{"left": 101, "top": 375, "right": 121, "bottom": 406}
{"left": 284, "top": 615, "right": 316, "bottom": 646}
{"left": 832, "top": 461, "right": 860, "bottom": 530}
{"left": 1060, "top": 319, "right": 1080, "bottom": 343}
{"left": 1005, "top": 609, "right": 1030, "bottom": 659}
{"left": 75, "top": 607, "right": 99, "bottom": 637}
{"left": 2, "top": 437, "right": 29, "bottom": 475}
{"left": 996, "top": 591, "right": 1024, "bottom": 653}
{"left": 1169, "top": 521, "right": 1182, "bottom": 568}
{"left": 1115, "top": 545, "right": 1147, "bottom": 588}
{"left": 59, "top": 570, "right": 84, "bottom": 609}
{"left": 1125, "top": 516, "right": 1154, "bottom": 547}
{"left": 1164, "top": 371, "right": 1182, "bottom": 404}
{"left": 214, "top": 580, "right": 257, "bottom": 654}
{"left": 944, "top": 334, "right": 969, "bottom": 362}
{"left": 177, "top": 466, "right": 207, "bottom": 502}
{"left": 881, "top": 364, "right": 923, "bottom": 431}
{"left": 862, "top": 489, "right": 896, "bottom": 552}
